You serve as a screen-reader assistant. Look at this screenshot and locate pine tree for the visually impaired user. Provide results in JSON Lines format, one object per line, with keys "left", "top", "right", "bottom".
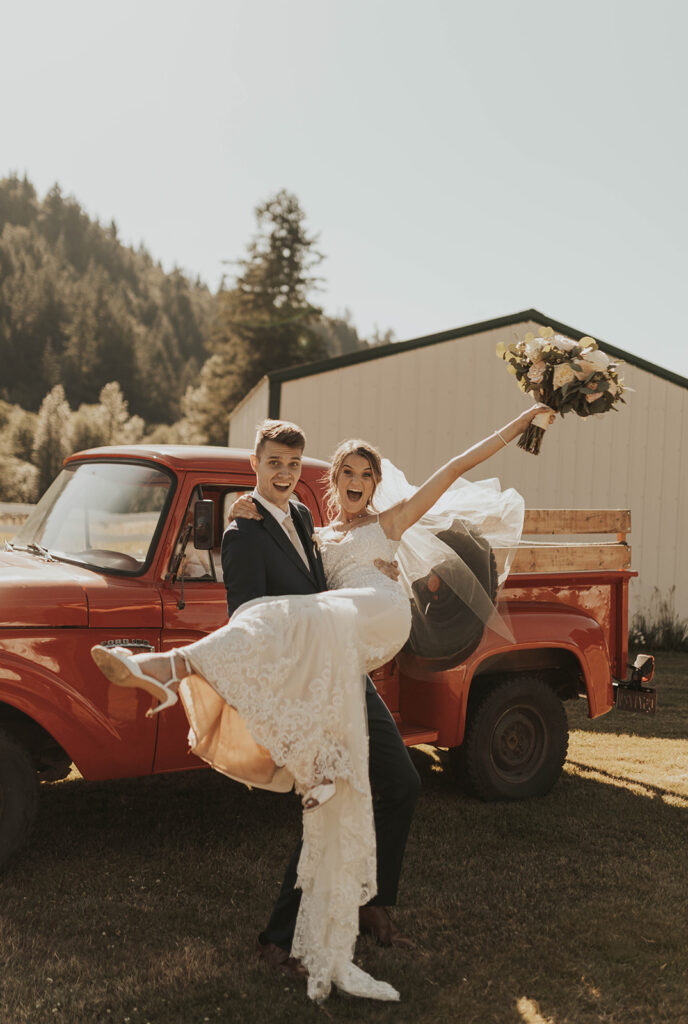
{"left": 69, "top": 382, "right": 144, "bottom": 452}
{"left": 217, "top": 189, "right": 326, "bottom": 381}
{"left": 97, "top": 382, "right": 144, "bottom": 444}
{"left": 186, "top": 190, "right": 327, "bottom": 441}
{"left": 179, "top": 355, "right": 246, "bottom": 445}
{"left": 0, "top": 175, "right": 214, "bottom": 420}
{"left": 32, "top": 385, "right": 73, "bottom": 494}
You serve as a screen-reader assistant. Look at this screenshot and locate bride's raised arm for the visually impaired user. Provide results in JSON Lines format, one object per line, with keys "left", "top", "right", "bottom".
{"left": 379, "top": 403, "right": 554, "bottom": 541}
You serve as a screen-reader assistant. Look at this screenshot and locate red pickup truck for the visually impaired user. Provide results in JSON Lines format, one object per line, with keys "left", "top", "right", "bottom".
{"left": 0, "top": 445, "right": 655, "bottom": 868}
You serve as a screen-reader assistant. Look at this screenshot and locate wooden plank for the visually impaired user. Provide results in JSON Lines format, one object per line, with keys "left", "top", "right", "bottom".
{"left": 508, "top": 543, "right": 631, "bottom": 573}
{"left": 522, "top": 509, "right": 631, "bottom": 536}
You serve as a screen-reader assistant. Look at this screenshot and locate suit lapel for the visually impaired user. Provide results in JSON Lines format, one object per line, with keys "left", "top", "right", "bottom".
{"left": 290, "top": 502, "right": 327, "bottom": 589}
{"left": 253, "top": 499, "right": 316, "bottom": 582}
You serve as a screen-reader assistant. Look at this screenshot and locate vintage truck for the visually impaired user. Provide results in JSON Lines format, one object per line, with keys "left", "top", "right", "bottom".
{"left": 0, "top": 445, "right": 656, "bottom": 868}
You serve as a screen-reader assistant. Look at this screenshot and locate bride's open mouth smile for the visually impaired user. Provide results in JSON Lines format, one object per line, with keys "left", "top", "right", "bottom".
{"left": 336, "top": 453, "right": 378, "bottom": 518}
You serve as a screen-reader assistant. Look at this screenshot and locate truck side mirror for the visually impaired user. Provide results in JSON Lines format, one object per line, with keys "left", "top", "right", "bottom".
{"left": 193, "top": 500, "right": 215, "bottom": 550}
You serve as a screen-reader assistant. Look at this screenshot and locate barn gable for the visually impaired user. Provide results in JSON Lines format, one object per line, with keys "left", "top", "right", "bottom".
{"left": 228, "top": 309, "right": 688, "bottom": 620}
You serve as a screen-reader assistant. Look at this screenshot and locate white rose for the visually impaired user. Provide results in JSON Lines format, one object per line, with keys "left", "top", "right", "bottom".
{"left": 551, "top": 334, "right": 577, "bottom": 352}
{"left": 525, "top": 338, "right": 545, "bottom": 361}
{"left": 574, "top": 357, "right": 605, "bottom": 379}
{"left": 552, "top": 363, "right": 576, "bottom": 389}
{"left": 527, "top": 360, "right": 546, "bottom": 383}
{"left": 581, "top": 348, "right": 609, "bottom": 370}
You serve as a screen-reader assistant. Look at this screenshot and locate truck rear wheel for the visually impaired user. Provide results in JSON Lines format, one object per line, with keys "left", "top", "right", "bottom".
{"left": 456, "top": 675, "right": 569, "bottom": 800}
{"left": 0, "top": 726, "right": 39, "bottom": 869}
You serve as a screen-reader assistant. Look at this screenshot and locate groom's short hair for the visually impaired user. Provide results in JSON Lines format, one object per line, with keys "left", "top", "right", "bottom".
{"left": 254, "top": 419, "right": 306, "bottom": 456}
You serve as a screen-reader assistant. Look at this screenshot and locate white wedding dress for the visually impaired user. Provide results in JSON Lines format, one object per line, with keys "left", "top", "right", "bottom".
{"left": 178, "top": 518, "right": 411, "bottom": 1002}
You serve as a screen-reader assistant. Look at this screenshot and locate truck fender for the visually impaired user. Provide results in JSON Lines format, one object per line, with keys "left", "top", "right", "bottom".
{"left": 0, "top": 655, "right": 155, "bottom": 779}
{"left": 469, "top": 600, "right": 613, "bottom": 719}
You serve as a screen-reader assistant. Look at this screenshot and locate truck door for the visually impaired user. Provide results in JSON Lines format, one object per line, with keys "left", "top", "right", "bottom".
{"left": 154, "top": 474, "right": 255, "bottom": 771}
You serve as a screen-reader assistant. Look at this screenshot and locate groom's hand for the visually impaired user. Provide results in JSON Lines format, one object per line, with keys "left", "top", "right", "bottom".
{"left": 228, "top": 494, "right": 263, "bottom": 523}
{"left": 374, "top": 558, "right": 400, "bottom": 582}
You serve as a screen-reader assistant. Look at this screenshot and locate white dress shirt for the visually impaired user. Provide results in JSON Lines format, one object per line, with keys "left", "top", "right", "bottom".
{"left": 252, "top": 488, "right": 311, "bottom": 568}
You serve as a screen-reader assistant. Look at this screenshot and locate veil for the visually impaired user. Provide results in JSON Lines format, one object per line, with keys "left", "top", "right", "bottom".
{"left": 374, "top": 460, "right": 525, "bottom": 661}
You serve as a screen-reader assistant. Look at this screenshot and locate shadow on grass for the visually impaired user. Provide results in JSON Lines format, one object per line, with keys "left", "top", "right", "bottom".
{"left": 1, "top": 747, "right": 687, "bottom": 1024}
{"left": 566, "top": 759, "right": 688, "bottom": 806}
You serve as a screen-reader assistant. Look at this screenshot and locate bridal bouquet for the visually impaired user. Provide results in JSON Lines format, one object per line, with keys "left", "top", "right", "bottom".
{"left": 497, "top": 326, "right": 626, "bottom": 454}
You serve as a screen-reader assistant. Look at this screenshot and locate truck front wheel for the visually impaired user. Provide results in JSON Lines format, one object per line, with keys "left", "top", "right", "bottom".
{"left": 0, "top": 726, "right": 39, "bottom": 869}
{"left": 457, "top": 675, "right": 569, "bottom": 800}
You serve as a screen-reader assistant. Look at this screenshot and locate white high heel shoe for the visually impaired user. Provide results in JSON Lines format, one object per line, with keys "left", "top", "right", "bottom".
{"left": 302, "top": 780, "right": 336, "bottom": 813}
{"left": 91, "top": 646, "right": 188, "bottom": 717}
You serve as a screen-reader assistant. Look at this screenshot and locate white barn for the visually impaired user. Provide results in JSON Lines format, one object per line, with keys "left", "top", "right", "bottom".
{"left": 228, "top": 309, "right": 688, "bottom": 622}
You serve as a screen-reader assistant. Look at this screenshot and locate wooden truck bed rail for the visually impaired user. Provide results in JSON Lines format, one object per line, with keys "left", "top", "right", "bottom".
{"left": 498, "top": 509, "right": 631, "bottom": 574}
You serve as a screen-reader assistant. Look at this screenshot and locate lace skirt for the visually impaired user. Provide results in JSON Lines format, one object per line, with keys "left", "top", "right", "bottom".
{"left": 177, "top": 589, "right": 407, "bottom": 1002}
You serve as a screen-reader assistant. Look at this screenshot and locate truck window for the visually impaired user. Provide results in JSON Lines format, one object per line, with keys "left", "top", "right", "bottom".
{"left": 222, "top": 489, "right": 252, "bottom": 526}
{"left": 13, "top": 460, "right": 173, "bottom": 574}
{"left": 169, "top": 487, "right": 217, "bottom": 582}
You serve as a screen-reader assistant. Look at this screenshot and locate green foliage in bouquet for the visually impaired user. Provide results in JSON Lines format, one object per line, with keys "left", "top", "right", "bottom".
{"left": 497, "top": 326, "right": 626, "bottom": 454}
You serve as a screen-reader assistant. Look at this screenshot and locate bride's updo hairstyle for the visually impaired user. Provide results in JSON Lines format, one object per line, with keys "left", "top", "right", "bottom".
{"left": 325, "top": 439, "right": 383, "bottom": 520}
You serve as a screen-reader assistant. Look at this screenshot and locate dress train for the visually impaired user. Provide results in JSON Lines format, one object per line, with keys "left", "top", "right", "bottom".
{"left": 179, "top": 585, "right": 403, "bottom": 1002}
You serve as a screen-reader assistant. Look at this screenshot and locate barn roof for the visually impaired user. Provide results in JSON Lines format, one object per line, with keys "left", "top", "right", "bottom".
{"left": 253, "top": 308, "right": 687, "bottom": 419}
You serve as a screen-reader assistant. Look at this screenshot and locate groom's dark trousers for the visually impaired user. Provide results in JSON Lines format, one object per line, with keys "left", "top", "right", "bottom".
{"left": 222, "top": 497, "right": 421, "bottom": 953}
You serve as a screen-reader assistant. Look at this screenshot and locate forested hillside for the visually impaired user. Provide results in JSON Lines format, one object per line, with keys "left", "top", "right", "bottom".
{"left": 0, "top": 177, "right": 382, "bottom": 500}
{"left": 0, "top": 174, "right": 215, "bottom": 423}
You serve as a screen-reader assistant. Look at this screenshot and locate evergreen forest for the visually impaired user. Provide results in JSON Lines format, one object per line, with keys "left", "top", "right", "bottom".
{"left": 0, "top": 175, "right": 383, "bottom": 501}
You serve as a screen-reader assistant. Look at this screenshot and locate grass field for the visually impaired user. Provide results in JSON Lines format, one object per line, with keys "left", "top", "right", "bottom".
{"left": 1, "top": 653, "right": 686, "bottom": 1024}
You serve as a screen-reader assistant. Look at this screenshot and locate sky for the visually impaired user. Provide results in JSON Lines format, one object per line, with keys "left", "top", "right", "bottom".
{"left": 3, "top": 0, "right": 687, "bottom": 379}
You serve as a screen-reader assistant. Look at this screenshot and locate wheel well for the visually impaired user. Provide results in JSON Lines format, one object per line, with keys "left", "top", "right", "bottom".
{"left": 468, "top": 650, "right": 583, "bottom": 718}
{"left": 0, "top": 703, "right": 72, "bottom": 779}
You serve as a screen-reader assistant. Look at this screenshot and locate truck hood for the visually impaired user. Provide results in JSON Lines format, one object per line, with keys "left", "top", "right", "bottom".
{"left": 0, "top": 550, "right": 88, "bottom": 627}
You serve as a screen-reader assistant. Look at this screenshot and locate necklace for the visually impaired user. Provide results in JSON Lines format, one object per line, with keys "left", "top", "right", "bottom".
{"left": 331, "top": 510, "right": 374, "bottom": 534}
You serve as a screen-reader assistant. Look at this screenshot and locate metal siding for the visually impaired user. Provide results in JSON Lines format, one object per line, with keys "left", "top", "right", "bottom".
{"left": 655, "top": 377, "right": 680, "bottom": 599}
{"left": 232, "top": 323, "right": 687, "bottom": 617}
{"left": 635, "top": 371, "right": 665, "bottom": 616}
{"left": 676, "top": 390, "right": 688, "bottom": 617}
{"left": 227, "top": 379, "right": 270, "bottom": 448}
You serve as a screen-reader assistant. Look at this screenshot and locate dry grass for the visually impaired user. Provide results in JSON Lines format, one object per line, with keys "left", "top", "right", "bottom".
{"left": 1, "top": 654, "right": 687, "bottom": 1024}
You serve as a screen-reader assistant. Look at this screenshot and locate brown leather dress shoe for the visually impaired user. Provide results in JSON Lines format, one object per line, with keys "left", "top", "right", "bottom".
{"left": 257, "top": 941, "right": 308, "bottom": 980}
{"left": 358, "top": 906, "right": 415, "bottom": 949}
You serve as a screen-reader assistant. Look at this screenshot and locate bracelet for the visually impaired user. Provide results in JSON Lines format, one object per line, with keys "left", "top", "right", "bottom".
{"left": 495, "top": 429, "right": 509, "bottom": 447}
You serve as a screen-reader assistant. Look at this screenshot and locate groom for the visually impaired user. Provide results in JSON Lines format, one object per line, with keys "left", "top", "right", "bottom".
{"left": 221, "top": 419, "right": 421, "bottom": 978}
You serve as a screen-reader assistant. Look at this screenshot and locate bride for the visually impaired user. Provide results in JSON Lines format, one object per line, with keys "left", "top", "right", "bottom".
{"left": 91, "top": 402, "right": 553, "bottom": 1003}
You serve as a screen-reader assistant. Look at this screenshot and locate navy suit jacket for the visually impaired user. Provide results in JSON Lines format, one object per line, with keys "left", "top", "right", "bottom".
{"left": 221, "top": 497, "right": 327, "bottom": 616}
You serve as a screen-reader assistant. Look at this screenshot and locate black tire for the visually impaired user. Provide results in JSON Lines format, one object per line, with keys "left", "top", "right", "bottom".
{"left": 403, "top": 520, "right": 498, "bottom": 668}
{"left": 0, "top": 726, "right": 39, "bottom": 870}
{"left": 457, "top": 675, "right": 569, "bottom": 800}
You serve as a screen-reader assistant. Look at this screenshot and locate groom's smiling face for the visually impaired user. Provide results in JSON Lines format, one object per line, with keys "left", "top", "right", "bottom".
{"left": 250, "top": 440, "right": 303, "bottom": 511}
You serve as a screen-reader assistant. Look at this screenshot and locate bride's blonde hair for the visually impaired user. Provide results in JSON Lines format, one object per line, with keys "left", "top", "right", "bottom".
{"left": 324, "top": 439, "right": 383, "bottom": 520}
